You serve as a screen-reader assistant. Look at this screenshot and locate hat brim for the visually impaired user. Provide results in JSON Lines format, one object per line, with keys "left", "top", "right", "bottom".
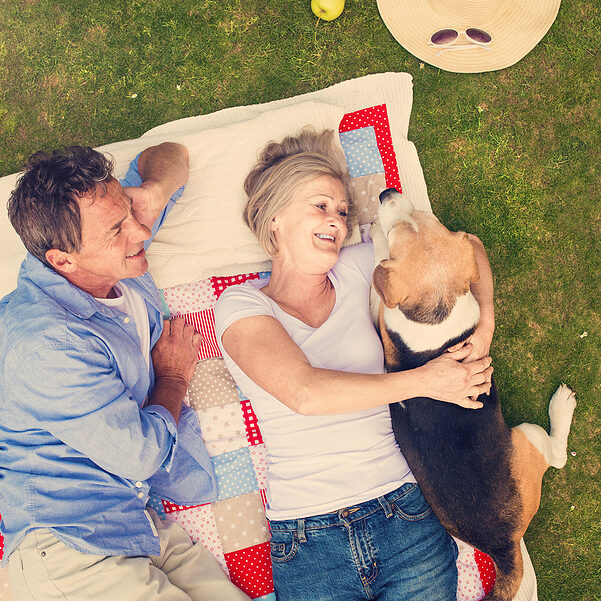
{"left": 376, "top": 0, "right": 561, "bottom": 73}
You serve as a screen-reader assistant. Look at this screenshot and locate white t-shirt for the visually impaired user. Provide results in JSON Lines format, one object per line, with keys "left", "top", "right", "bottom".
{"left": 96, "top": 282, "right": 151, "bottom": 372}
{"left": 215, "top": 242, "right": 414, "bottom": 520}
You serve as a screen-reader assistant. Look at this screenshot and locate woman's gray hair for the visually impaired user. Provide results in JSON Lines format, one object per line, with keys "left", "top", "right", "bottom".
{"left": 243, "top": 128, "right": 355, "bottom": 258}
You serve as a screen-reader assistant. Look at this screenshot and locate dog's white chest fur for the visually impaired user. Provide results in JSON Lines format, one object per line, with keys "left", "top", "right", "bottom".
{"left": 383, "top": 292, "right": 480, "bottom": 353}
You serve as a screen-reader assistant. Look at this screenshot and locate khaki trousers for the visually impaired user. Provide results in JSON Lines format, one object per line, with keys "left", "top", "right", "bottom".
{"left": 7, "top": 510, "right": 250, "bottom": 601}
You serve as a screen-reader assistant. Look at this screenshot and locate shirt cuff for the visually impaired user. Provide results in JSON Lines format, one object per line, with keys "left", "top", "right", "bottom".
{"left": 144, "top": 404, "right": 177, "bottom": 472}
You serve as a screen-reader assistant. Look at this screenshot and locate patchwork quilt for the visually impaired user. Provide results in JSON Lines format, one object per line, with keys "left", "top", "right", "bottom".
{"left": 2, "top": 73, "right": 539, "bottom": 599}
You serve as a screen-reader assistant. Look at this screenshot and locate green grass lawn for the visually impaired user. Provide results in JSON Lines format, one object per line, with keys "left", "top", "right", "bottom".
{"left": 1, "top": 0, "right": 600, "bottom": 599}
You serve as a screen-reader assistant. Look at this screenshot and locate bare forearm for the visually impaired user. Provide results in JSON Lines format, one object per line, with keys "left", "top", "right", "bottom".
{"left": 289, "top": 367, "right": 422, "bottom": 415}
{"left": 135, "top": 142, "right": 189, "bottom": 222}
{"left": 278, "top": 350, "right": 488, "bottom": 415}
{"left": 469, "top": 234, "right": 495, "bottom": 331}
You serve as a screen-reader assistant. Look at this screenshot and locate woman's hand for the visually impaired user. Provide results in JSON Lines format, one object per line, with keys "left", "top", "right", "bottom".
{"left": 446, "top": 318, "right": 495, "bottom": 363}
{"left": 416, "top": 344, "right": 493, "bottom": 409}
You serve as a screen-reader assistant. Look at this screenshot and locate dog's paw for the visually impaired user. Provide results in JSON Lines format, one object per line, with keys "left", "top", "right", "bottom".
{"left": 549, "top": 383, "right": 577, "bottom": 422}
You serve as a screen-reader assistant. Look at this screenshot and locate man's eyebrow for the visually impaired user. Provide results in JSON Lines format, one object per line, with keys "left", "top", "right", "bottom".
{"left": 111, "top": 195, "right": 133, "bottom": 231}
{"left": 110, "top": 216, "right": 126, "bottom": 231}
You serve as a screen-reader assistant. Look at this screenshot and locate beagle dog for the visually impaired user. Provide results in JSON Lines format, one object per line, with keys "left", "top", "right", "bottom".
{"left": 371, "top": 189, "right": 576, "bottom": 601}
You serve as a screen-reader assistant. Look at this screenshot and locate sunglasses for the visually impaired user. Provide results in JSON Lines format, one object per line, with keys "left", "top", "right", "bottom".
{"left": 429, "top": 28, "right": 492, "bottom": 53}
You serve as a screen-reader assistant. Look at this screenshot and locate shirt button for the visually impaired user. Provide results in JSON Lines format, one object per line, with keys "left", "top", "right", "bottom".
{"left": 123, "top": 317, "right": 130, "bottom": 324}
{"left": 40, "top": 551, "right": 46, "bottom": 558}
{"left": 137, "top": 491, "right": 144, "bottom": 499}
{"left": 135, "top": 481, "right": 143, "bottom": 488}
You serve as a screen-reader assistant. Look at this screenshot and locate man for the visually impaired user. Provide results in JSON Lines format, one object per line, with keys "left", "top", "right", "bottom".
{"left": 0, "top": 144, "right": 250, "bottom": 601}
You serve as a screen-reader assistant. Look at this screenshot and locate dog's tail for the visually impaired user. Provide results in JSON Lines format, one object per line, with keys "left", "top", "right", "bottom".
{"left": 484, "top": 543, "right": 524, "bottom": 601}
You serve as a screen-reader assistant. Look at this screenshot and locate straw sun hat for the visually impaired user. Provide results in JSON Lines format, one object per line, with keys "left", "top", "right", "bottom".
{"left": 376, "top": 0, "right": 561, "bottom": 73}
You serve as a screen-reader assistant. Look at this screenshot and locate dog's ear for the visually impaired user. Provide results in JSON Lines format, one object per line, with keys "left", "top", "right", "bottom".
{"left": 373, "top": 260, "right": 405, "bottom": 309}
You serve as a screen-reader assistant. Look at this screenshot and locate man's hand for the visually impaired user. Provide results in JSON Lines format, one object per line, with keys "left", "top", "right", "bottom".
{"left": 123, "top": 142, "right": 189, "bottom": 230}
{"left": 148, "top": 318, "right": 202, "bottom": 423}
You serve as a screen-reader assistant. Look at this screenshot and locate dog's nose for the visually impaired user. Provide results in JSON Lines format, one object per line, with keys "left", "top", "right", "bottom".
{"left": 379, "top": 188, "right": 401, "bottom": 204}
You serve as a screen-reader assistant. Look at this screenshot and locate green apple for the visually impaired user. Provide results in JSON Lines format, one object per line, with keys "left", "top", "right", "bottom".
{"left": 311, "top": 0, "right": 345, "bottom": 21}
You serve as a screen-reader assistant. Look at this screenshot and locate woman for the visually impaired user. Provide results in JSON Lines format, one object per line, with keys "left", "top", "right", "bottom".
{"left": 215, "top": 129, "right": 495, "bottom": 601}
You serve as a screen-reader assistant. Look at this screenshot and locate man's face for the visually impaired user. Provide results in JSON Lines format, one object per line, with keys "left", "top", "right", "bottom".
{"left": 69, "top": 177, "right": 151, "bottom": 298}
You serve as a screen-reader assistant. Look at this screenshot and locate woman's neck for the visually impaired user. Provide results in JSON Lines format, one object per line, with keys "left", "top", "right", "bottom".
{"left": 262, "top": 260, "right": 335, "bottom": 328}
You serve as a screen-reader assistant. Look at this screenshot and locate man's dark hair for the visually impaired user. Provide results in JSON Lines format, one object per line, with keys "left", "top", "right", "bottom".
{"left": 7, "top": 146, "right": 114, "bottom": 266}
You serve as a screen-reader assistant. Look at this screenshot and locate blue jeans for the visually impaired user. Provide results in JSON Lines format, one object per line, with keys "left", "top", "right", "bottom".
{"left": 268, "top": 483, "right": 458, "bottom": 601}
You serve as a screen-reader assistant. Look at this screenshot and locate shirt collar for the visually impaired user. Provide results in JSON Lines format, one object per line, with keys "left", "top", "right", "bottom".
{"left": 20, "top": 253, "right": 161, "bottom": 318}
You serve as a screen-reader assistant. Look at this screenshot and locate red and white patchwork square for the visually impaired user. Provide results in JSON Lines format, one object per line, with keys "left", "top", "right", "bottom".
{"left": 162, "top": 279, "right": 217, "bottom": 315}
{"left": 475, "top": 548, "right": 496, "bottom": 596}
{"left": 455, "top": 538, "right": 485, "bottom": 601}
{"left": 165, "top": 505, "right": 228, "bottom": 575}
{"left": 161, "top": 500, "right": 208, "bottom": 514}
{"left": 224, "top": 542, "right": 274, "bottom": 599}
{"left": 181, "top": 310, "right": 222, "bottom": 360}
{"left": 241, "top": 399, "right": 264, "bottom": 446}
{"left": 211, "top": 273, "right": 260, "bottom": 300}
{"left": 249, "top": 444, "right": 268, "bottom": 490}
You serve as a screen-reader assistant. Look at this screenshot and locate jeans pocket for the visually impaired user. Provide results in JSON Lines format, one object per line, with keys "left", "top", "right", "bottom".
{"left": 390, "top": 483, "right": 433, "bottom": 522}
{"left": 269, "top": 530, "right": 298, "bottom": 563}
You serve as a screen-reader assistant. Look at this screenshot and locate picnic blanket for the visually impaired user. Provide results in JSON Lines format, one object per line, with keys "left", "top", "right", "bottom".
{"left": 0, "top": 72, "right": 537, "bottom": 601}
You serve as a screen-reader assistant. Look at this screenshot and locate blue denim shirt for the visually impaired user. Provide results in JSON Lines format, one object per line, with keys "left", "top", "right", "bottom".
{"left": 0, "top": 157, "right": 217, "bottom": 564}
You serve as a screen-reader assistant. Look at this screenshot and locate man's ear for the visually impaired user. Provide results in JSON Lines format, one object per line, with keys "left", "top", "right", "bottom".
{"left": 45, "top": 249, "right": 77, "bottom": 275}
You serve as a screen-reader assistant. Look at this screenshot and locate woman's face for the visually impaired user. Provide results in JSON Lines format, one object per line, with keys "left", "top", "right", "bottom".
{"left": 271, "top": 175, "right": 349, "bottom": 274}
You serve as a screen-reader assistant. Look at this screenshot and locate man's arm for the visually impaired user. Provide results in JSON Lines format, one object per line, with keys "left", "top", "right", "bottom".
{"left": 124, "top": 142, "right": 189, "bottom": 230}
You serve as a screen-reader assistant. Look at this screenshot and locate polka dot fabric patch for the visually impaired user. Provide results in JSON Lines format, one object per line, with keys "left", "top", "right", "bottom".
{"left": 162, "top": 278, "right": 217, "bottom": 315}
{"left": 188, "top": 358, "right": 241, "bottom": 412}
{"left": 146, "top": 494, "right": 167, "bottom": 519}
{"left": 165, "top": 504, "right": 228, "bottom": 575}
{"left": 161, "top": 499, "right": 207, "bottom": 514}
{"left": 339, "top": 126, "right": 385, "bottom": 178}
{"left": 225, "top": 542, "right": 274, "bottom": 599}
{"left": 339, "top": 104, "right": 401, "bottom": 191}
{"left": 213, "top": 447, "right": 259, "bottom": 501}
{"left": 475, "top": 548, "right": 496, "bottom": 596}
{"left": 212, "top": 491, "right": 270, "bottom": 554}
{"left": 455, "top": 538, "right": 486, "bottom": 601}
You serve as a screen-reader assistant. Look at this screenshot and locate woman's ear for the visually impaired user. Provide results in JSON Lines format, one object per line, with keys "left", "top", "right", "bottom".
{"left": 270, "top": 216, "right": 279, "bottom": 232}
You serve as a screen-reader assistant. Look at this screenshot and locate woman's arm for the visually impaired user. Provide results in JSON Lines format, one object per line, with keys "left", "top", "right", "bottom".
{"left": 222, "top": 314, "right": 492, "bottom": 416}
{"left": 448, "top": 234, "right": 495, "bottom": 362}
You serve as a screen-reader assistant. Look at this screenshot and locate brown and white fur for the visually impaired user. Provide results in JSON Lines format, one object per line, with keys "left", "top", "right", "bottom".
{"left": 371, "top": 189, "right": 576, "bottom": 601}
